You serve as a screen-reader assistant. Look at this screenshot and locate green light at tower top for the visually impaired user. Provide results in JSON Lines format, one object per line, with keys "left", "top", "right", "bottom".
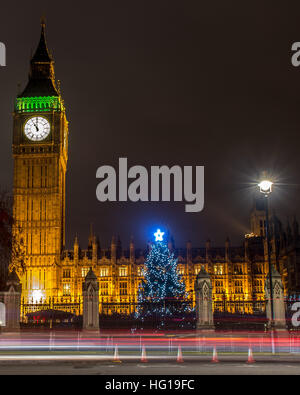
{"left": 15, "top": 96, "right": 65, "bottom": 113}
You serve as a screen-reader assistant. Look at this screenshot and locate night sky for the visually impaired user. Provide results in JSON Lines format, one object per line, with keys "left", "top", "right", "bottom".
{"left": 1, "top": 1, "right": 300, "bottom": 249}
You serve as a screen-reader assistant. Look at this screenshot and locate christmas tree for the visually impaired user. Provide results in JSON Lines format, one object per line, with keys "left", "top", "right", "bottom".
{"left": 136, "top": 229, "right": 188, "bottom": 326}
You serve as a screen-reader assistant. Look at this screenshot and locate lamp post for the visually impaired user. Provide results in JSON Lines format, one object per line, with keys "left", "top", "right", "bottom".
{"left": 258, "top": 179, "right": 274, "bottom": 328}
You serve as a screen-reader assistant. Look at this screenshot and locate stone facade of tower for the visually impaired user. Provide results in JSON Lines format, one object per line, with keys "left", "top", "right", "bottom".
{"left": 11, "top": 22, "right": 68, "bottom": 304}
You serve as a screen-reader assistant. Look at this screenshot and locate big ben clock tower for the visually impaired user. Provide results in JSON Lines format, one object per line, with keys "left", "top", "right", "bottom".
{"left": 12, "top": 21, "right": 68, "bottom": 303}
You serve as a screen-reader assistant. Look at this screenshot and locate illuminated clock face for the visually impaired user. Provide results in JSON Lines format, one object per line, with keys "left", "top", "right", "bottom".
{"left": 24, "top": 117, "right": 50, "bottom": 141}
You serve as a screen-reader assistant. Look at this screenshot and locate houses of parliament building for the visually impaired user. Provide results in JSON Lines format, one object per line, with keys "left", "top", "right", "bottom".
{"left": 10, "top": 22, "right": 300, "bottom": 319}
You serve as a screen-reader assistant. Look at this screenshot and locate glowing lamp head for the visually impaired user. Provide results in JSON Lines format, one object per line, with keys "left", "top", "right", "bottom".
{"left": 258, "top": 180, "right": 273, "bottom": 195}
{"left": 154, "top": 229, "right": 165, "bottom": 242}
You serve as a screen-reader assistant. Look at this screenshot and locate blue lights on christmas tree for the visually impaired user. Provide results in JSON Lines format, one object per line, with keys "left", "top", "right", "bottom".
{"left": 136, "top": 229, "right": 189, "bottom": 327}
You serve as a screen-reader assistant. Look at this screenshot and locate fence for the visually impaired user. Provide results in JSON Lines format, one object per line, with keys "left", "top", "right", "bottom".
{"left": 21, "top": 297, "right": 267, "bottom": 319}
{"left": 21, "top": 296, "right": 82, "bottom": 322}
{"left": 213, "top": 298, "right": 266, "bottom": 314}
{"left": 20, "top": 295, "right": 300, "bottom": 330}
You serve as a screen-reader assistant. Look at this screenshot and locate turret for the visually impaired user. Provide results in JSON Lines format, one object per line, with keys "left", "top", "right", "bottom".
{"left": 250, "top": 193, "right": 266, "bottom": 237}
{"left": 74, "top": 235, "right": 79, "bottom": 264}
{"left": 186, "top": 240, "right": 192, "bottom": 262}
{"left": 88, "top": 223, "right": 94, "bottom": 249}
{"left": 111, "top": 235, "right": 117, "bottom": 262}
{"left": 244, "top": 237, "right": 249, "bottom": 261}
{"left": 117, "top": 235, "right": 122, "bottom": 259}
{"left": 225, "top": 237, "right": 230, "bottom": 261}
{"left": 6, "top": 268, "right": 22, "bottom": 293}
{"left": 130, "top": 236, "right": 135, "bottom": 263}
{"left": 92, "top": 235, "right": 98, "bottom": 264}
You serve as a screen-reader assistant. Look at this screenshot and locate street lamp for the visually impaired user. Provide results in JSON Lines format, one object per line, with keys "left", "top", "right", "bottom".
{"left": 258, "top": 180, "right": 273, "bottom": 196}
{"left": 258, "top": 178, "right": 274, "bottom": 328}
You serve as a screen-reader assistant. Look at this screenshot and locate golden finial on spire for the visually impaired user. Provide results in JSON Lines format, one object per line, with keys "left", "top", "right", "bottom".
{"left": 40, "top": 15, "right": 46, "bottom": 28}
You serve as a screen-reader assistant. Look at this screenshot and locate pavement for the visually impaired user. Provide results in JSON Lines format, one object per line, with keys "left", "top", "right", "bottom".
{"left": 0, "top": 354, "right": 300, "bottom": 374}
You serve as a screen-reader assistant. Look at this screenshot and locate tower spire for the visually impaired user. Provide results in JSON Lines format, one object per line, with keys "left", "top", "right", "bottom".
{"left": 19, "top": 20, "right": 58, "bottom": 98}
{"left": 88, "top": 223, "right": 94, "bottom": 247}
{"left": 31, "top": 18, "right": 52, "bottom": 63}
{"left": 41, "top": 15, "right": 46, "bottom": 28}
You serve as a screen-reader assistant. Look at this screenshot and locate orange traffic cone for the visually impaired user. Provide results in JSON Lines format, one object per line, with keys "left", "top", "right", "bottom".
{"left": 211, "top": 346, "right": 219, "bottom": 363}
{"left": 177, "top": 345, "right": 184, "bottom": 363}
{"left": 246, "top": 347, "right": 255, "bottom": 363}
{"left": 141, "top": 345, "right": 148, "bottom": 362}
{"left": 113, "top": 344, "right": 121, "bottom": 363}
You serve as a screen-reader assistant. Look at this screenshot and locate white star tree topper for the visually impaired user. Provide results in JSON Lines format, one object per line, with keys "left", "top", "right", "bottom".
{"left": 154, "top": 229, "right": 165, "bottom": 242}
